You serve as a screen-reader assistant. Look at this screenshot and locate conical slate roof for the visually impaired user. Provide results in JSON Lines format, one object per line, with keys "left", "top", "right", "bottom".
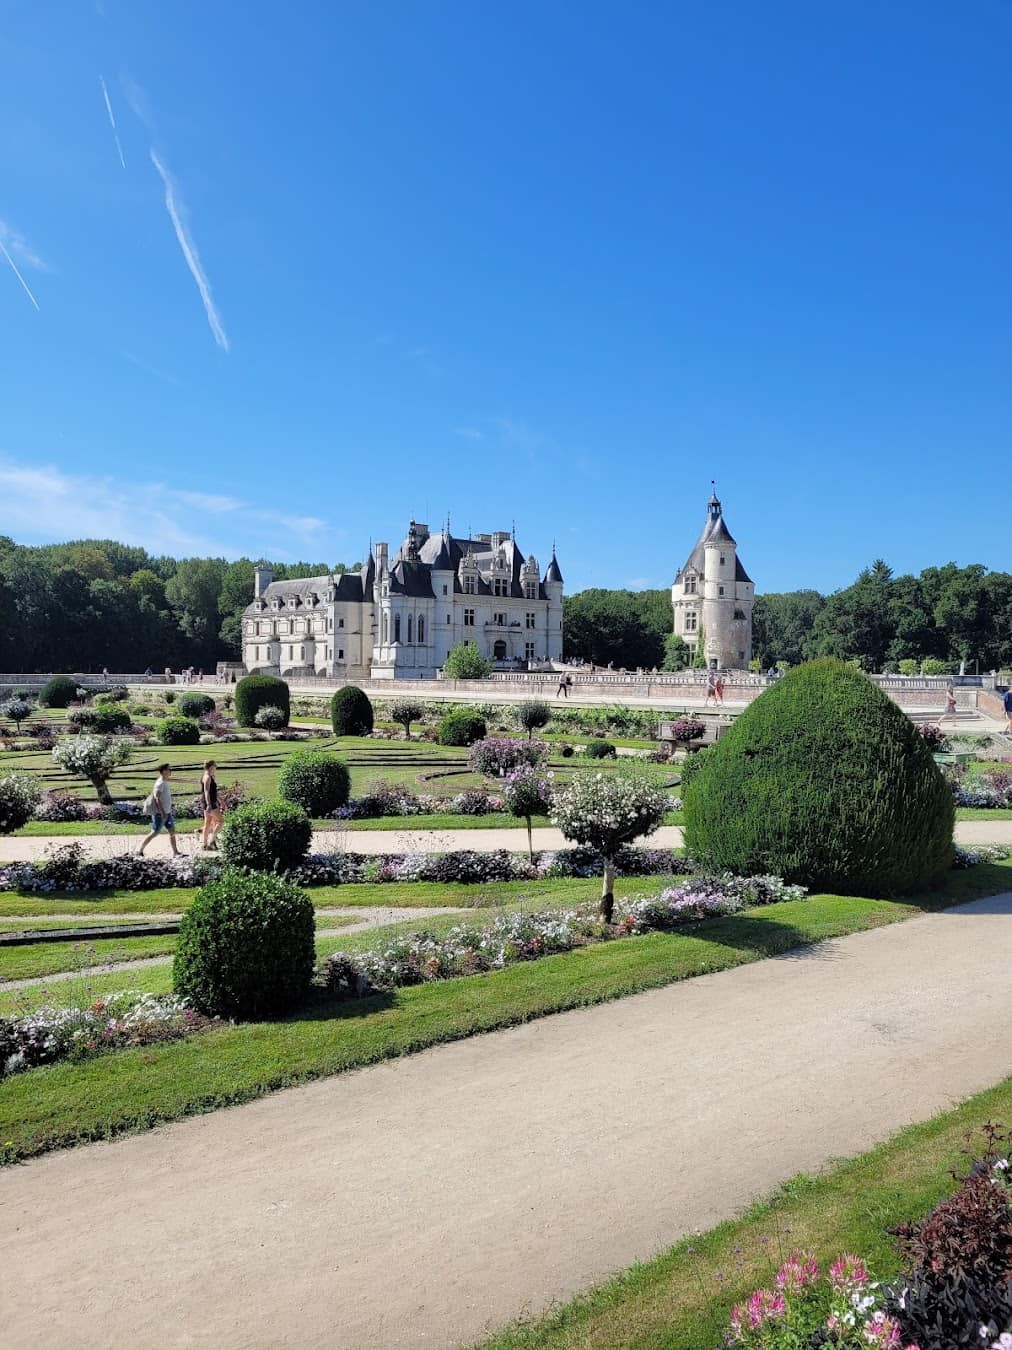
{"left": 676, "top": 496, "right": 751, "bottom": 584}
{"left": 545, "top": 552, "right": 563, "bottom": 584}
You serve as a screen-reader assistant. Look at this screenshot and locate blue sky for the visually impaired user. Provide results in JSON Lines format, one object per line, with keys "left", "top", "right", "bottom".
{"left": 2, "top": 0, "right": 1010, "bottom": 593}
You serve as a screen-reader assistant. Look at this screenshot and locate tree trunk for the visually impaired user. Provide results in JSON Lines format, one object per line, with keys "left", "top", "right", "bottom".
{"left": 599, "top": 859, "right": 616, "bottom": 923}
{"left": 89, "top": 774, "right": 113, "bottom": 806}
{"left": 526, "top": 816, "right": 534, "bottom": 861}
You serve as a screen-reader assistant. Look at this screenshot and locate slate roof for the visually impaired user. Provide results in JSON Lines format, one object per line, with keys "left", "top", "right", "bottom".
{"left": 545, "top": 553, "right": 563, "bottom": 584}
{"left": 674, "top": 497, "right": 752, "bottom": 585}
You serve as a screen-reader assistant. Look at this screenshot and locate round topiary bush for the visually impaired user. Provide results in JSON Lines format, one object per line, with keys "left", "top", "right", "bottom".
{"left": 173, "top": 868, "right": 315, "bottom": 1018}
{"left": 438, "top": 709, "right": 487, "bottom": 747}
{"left": 67, "top": 707, "right": 98, "bottom": 730}
{"left": 39, "top": 675, "right": 78, "bottom": 709}
{"left": 178, "top": 692, "right": 215, "bottom": 719}
{"left": 157, "top": 716, "right": 202, "bottom": 746}
{"left": 682, "top": 658, "right": 955, "bottom": 897}
{"left": 235, "top": 674, "right": 290, "bottom": 728}
{"left": 220, "top": 799, "right": 312, "bottom": 872}
{"left": 330, "top": 686, "right": 374, "bottom": 737}
{"left": 92, "top": 705, "right": 132, "bottom": 735}
{"left": 278, "top": 751, "right": 351, "bottom": 816}
{"left": 585, "top": 739, "right": 617, "bottom": 759}
{"left": 0, "top": 773, "right": 42, "bottom": 833}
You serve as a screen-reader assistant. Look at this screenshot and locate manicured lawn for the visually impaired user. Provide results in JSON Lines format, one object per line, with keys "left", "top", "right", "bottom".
{"left": 2, "top": 860, "right": 1009, "bottom": 1166}
{"left": 1, "top": 933, "right": 180, "bottom": 981}
{"left": 480, "top": 1074, "right": 1012, "bottom": 1350}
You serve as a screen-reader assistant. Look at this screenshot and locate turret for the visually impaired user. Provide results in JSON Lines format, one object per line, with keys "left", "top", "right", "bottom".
{"left": 254, "top": 564, "right": 273, "bottom": 599}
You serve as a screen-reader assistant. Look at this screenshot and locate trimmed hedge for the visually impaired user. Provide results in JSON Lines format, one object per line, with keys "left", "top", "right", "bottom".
{"left": 438, "top": 709, "right": 487, "bottom": 747}
{"left": 220, "top": 799, "right": 312, "bottom": 873}
{"left": 157, "top": 716, "right": 202, "bottom": 746}
{"left": 38, "top": 675, "right": 78, "bottom": 709}
{"left": 177, "top": 693, "right": 215, "bottom": 719}
{"left": 278, "top": 751, "right": 351, "bottom": 816}
{"left": 92, "top": 705, "right": 132, "bottom": 734}
{"left": 331, "top": 686, "right": 374, "bottom": 737}
{"left": 173, "top": 868, "right": 315, "bottom": 1018}
{"left": 682, "top": 658, "right": 955, "bottom": 896}
{"left": 235, "top": 674, "right": 290, "bottom": 728}
{"left": 585, "top": 739, "right": 617, "bottom": 759}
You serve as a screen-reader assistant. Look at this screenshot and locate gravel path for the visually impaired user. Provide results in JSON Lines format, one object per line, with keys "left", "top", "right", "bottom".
{"left": 4, "top": 818, "right": 1011, "bottom": 862}
{"left": 3, "top": 890, "right": 1011, "bottom": 1349}
{"left": 0, "top": 907, "right": 468, "bottom": 992}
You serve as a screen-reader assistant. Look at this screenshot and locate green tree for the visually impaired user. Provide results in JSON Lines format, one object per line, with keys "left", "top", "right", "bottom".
{"left": 751, "top": 590, "right": 825, "bottom": 667}
{"left": 444, "top": 642, "right": 493, "bottom": 679}
{"left": 662, "top": 633, "right": 690, "bottom": 671}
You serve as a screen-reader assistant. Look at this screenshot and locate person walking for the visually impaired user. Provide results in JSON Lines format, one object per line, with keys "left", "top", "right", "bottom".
{"left": 1003, "top": 685, "right": 1012, "bottom": 734}
{"left": 940, "top": 683, "right": 957, "bottom": 720}
{"left": 704, "top": 668, "right": 718, "bottom": 707}
{"left": 138, "top": 764, "right": 180, "bottom": 857}
{"left": 714, "top": 674, "right": 725, "bottom": 705}
{"left": 556, "top": 672, "right": 568, "bottom": 699}
{"left": 199, "top": 759, "right": 223, "bottom": 850}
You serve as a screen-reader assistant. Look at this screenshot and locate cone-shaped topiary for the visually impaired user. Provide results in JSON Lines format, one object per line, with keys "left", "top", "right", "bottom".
{"left": 682, "top": 658, "right": 954, "bottom": 897}
{"left": 331, "top": 686, "right": 374, "bottom": 737}
{"left": 235, "top": 674, "right": 290, "bottom": 728}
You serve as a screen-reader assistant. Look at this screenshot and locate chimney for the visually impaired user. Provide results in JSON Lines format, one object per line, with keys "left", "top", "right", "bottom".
{"left": 254, "top": 565, "right": 273, "bottom": 599}
{"left": 492, "top": 531, "right": 510, "bottom": 548}
{"left": 375, "top": 542, "right": 389, "bottom": 572}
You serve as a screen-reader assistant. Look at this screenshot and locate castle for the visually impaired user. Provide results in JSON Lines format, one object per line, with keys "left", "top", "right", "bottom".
{"left": 242, "top": 521, "right": 564, "bottom": 680}
{"left": 671, "top": 492, "right": 754, "bottom": 669}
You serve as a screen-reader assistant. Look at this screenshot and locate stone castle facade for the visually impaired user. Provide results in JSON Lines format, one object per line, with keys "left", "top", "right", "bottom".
{"left": 242, "top": 521, "right": 564, "bottom": 680}
{"left": 671, "top": 493, "right": 754, "bottom": 669}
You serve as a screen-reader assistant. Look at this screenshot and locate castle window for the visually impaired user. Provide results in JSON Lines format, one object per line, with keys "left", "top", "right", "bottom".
{"left": 525, "top": 612, "right": 536, "bottom": 629}
{"left": 339, "top": 618, "right": 344, "bottom": 628}
{"left": 446, "top": 613, "right": 450, "bottom": 624}
{"left": 464, "top": 608, "right": 475, "bottom": 627}
{"left": 394, "top": 615, "right": 401, "bottom": 643}
{"left": 494, "top": 612, "right": 507, "bottom": 626}
{"left": 383, "top": 613, "right": 390, "bottom": 643}
{"left": 525, "top": 641, "right": 536, "bottom": 660}
{"left": 524, "top": 581, "right": 537, "bottom": 599}
{"left": 418, "top": 617, "right": 425, "bottom": 642}
{"left": 718, "top": 586, "right": 724, "bottom": 596}
{"left": 463, "top": 574, "right": 477, "bottom": 595}
{"left": 339, "top": 648, "right": 344, "bottom": 660}
{"left": 685, "top": 612, "right": 698, "bottom": 633}
{"left": 719, "top": 555, "right": 725, "bottom": 566}
{"left": 685, "top": 575, "right": 697, "bottom": 595}
{"left": 493, "top": 577, "right": 509, "bottom": 597}
{"left": 442, "top": 585, "right": 448, "bottom": 596}
{"left": 734, "top": 609, "right": 746, "bottom": 621}
{"left": 407, "top": 615, "right": 413, "bottom": 643}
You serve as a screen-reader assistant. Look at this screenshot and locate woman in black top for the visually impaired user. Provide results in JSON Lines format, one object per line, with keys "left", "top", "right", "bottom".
{"left": 200, "top": 760, "right": 223, "bottom": 851}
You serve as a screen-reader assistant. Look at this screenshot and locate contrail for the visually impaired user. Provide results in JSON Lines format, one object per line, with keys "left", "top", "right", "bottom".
{"left": 99, "top": 76, "right": 126, "bottom": 169}
{"left": 149, "top": 148, "right": 229, "bottom": 352}
{"left": 0, "top": 238, "right": 40, "bottom": 310}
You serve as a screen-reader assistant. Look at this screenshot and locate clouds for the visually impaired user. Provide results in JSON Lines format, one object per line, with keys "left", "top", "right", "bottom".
{"left": 99, "top": 76, "right": 126, "bottom": 169}
{"left": 149, "top": 149, "right": 230, "bottom": 353}
{"left": 0, "top": 220, "right": 45, "bottom": 310}
{"left": 0, "top": 457, "right": 330, "bottom": 560}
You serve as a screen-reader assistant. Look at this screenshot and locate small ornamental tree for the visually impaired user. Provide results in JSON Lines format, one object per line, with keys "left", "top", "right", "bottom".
{"left": 389, "top": 699, "right": 424, "bottom": 740}
{"left": 0, "top": 697, "right": 34, "bottom": 732}
{"left": 551, "top": 769, "right": 668, "bottom": 921}
{"left": 503, "top": 765, "right": 553, "bottom": 859}
{"left": 39, "top": 675, "right": 78, "bottom": 709}
{"left": 0, "top": 773, "right": 42, "bottom": 833}
{"left": 469, "top": 737, "right": 546, "bottom": 777}
{"left": 254, "top": 705, "right": 287, "bottom": 734}
{"left": 51, "top": 734, "right": 132, "bottom": 805}
{"left": 444, "top": 642, "right": 493, "bottom": 680}
{"left": 663, "top": 633, "right": 691, "bottom": 672}
{"left": 691, "top": 626, "right": 708, "bottom": 670}
{"left": 331, "top": 686, "right": 374, "bottom": 737}
{"left": 515, "top": 699, "right": 551, "bottom": 741}
{"left": 235, "top": 674, "right": 290, "bottom": 728}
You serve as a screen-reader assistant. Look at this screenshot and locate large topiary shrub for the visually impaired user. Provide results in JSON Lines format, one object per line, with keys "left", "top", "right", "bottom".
{"left": 157, "top": 716, "right": 202, "bottom": 746}
{"left": 220, "top": 799, "right": 312, "bottom": 872}
{"left": 438, "top": 708, "right": 487, "bottom": 747}
{"left": 39, "top": 675, "right": 78, "bottom": 709}
{"left": 278, "top": 751, "right": 351, "bottom": 816}
{"left": 682, "top": 658, "right": 955, "bottom": 896}
{"left": 92, "top": 705, "right": 132, "bottom": 735}
{"left": 177, "top": 692, "right": 215, "bottom": 719}
{"left": 173, "top": 868, "right": 315, "bottom": 1018}
{"left": 330, "top": 686, "right": 374, "bottom": 737}
{"left": 235, "top": 674, "right": 290, "bottom": 728}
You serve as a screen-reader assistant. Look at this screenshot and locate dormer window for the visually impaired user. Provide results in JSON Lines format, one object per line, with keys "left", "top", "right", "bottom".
{"left": 493, "top": 577, "right": 509, "bottom": 597}
{"left": 685, "top": 574, "right": 697, "bottom": 595}
{"left": 524, "top": 581, "right": 538, "bottom": 600}
{"left": 463, "top": 574, "right": 477, "bottom": 595}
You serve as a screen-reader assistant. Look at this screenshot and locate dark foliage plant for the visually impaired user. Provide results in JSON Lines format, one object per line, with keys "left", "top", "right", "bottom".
{"left": 156, "top": 716, "right": 202, "bottom": 746}
{"left": 38, "top": 675, "right": 78, "bottom": 708}
{"left": 220, "top": 799, "right": 312, "bottom": 872}
{"left": 177, "top": 692, "right": 215, "bottom": 719}
{"left": 437, "top": 709, "right": 487, "bottom": 747}
{"left": 277, "top": 751, "right": 351, "bottom": 816}
{"left": 173, "top": 868, "right": 315, "bottom": 1018}
{"left": 92, "top": 705, "right": 132, "bottom": 734}
{"left": 330, "top": 686, "right": 374, "bottom": 737}
{"left": 234, "top": 674, "right": 290, "bottom": 728}
{"left": 585, "top": 739, "right": 617, "bottom": 759}
{"left": 682, "top": 659, "right": 955, "bottom": 896}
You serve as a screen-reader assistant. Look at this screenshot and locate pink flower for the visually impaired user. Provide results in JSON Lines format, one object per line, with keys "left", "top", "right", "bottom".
{"left": 862, "top": 1311, "right": 904, "bottom": 1348}
{"left": 830, "top": 1252, "right": 870, "bottom": 1291}
{"left": 776, "top": 1249, "right": 819, "bottom": 1291}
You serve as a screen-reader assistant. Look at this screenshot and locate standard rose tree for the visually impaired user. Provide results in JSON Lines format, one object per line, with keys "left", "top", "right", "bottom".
{"left": 551, "top": 769, "right": 668, "bottom": 921}
{"left": 51, "top": 735, "right": 132, "bottom": 806}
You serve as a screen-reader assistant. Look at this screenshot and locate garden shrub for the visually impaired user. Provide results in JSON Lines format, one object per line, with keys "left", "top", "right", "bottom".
{"left": 254, "top": 705, "right": 286, "bottom": 732}
{"left": 585, "top": 739, "right": 617, "bottom": 759}
{"left": 51, "top": 735, "right": 132, "bottom": 805}
{"left": 173, "top": 868, "right": 315, "bottom": 1018}
{"left": 67, "top": 707, "right": 98, "bottom": 730}
{"left": 388, "top": 698, "right": 424, "bottom": 738}
{"left": 164, "top": 690, "right": 176, "bottom": 704}
{"left": 468, "top": 736, "right": 545, "bottom": 777}
{"left": 220, "top": 799, "right": 312, "bottom": 872}
{"left": 235, "top": 674, "right": 290, "bottom": 728}
{"left": 157, "top": 716, "right": 202, "bottom": 746}
{"left": 683, "top": 658, "right": 955, "bottom": 896}
{"left": 0, "top": 773, "right": 41, "bottom": 833}
{"left": 92, "top": 705, "right": 132, "bottom": 735}
{"left": 444, "top": 641, "right": 493, "bottom": 679}
{"left": 39, "top": 675, "right": 78, "bottom": 708}
{"left": 438, "top": 709, "right": 487, "bottom": 746}
{"left": 677, "top": 744, "right": 713, "bottom": 795}
{"left": 515, "top": 699, "right": 551, "bottom": 740}
{"left": 0, "top": 697, "right": 34, "bottom": 731}
{"left": 330, "top": 686, "right": 374, "bottom": 736}
{"left": 278, "top": 751, "right": 351, "bottom": 816}
{"left": 178, "top": 692, "right": 215, "bottom": 719}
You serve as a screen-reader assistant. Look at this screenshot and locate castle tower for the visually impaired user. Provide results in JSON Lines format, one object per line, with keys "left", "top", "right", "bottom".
{"left": 543, "top": 548, "right": 564, "bottom": 661}
{"left": 671, "top": 491, "right": 754, "bottom": 669}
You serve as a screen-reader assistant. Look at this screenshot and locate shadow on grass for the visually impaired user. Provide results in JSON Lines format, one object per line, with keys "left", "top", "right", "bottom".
{"left": 686, "top": 911, "right": 835, "bottom": 962}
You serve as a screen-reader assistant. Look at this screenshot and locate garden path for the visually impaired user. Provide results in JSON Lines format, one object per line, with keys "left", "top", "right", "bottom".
{"left": 0, "top": 906, "right": 470, "bottom": 992}
{"left": 3, "top": 818, "right": 1012, "bottom": 862}
{"left": 3, "top": 891, "right": 1012, "bottom": 1349}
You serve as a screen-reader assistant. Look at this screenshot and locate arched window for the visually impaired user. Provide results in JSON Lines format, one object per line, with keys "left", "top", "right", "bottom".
{"left": 383, "top": 612, "right": 389, "bottom": 643}
{"left": 394, "top": 614, "right": 401, "bottom": 643}
{"left": 418, "top": 616, "right": 425, "bottom": 643}
{"left": 407, "top": 615, "right": 413, "bottom": 643}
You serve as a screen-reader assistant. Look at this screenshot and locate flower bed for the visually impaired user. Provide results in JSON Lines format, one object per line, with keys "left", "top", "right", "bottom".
{"left": 1, "top": 991, "right": 208, "bottom": 1077}
{"left": 332, "top": 783, "right": 507, "bottom": 819}
{"left": 946, "top": 765, "right": 1012, "bottom": 810}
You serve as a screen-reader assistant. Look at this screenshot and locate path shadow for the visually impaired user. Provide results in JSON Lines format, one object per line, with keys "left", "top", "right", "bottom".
{"left": 681, "top": 912, "right": 841, "bottom": 964}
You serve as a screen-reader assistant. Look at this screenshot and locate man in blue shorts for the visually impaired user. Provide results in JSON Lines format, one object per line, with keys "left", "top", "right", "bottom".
{"left": 139, "top": 763, "right": 181, "bottom": 857}
{"left": 1004, "top": 686, "right": 1012, "bottom": 734}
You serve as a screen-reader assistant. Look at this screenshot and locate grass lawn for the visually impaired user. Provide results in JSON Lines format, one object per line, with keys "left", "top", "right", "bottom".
{"left": 1, "top": 933, "right": 181, "bottom": 981}
{"left": 2, "top": 860, "right": 1009, "bottom": 1166}
{"left": 479, "top": 1074, "right": 1012, "bottom": 1350}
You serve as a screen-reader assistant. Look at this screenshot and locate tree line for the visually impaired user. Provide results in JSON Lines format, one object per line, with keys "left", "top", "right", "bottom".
{"left": 1, "top": 536, "right": 1008, "bottom": 674}
{"left": 0, "top": 537, "right": 359, "bottom": 673}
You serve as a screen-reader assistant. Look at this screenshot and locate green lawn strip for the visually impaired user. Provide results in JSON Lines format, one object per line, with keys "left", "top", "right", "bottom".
{"left": 0, "top": 916, "right": 145, "bottom": 930}
{"left": 4, "top": 869, "right": 1009, "bottom": 1166}
{"left": 1, "top": 934, "right": 180, "bottom": 982}
{"left": 478, "top": 1075, "right": 1012, "bottom": 1350}
{"left": 955, "top": 807, "right": 1012, "bottom": 820}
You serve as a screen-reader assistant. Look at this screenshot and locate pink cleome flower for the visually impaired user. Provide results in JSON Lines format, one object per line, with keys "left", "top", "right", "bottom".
{"left": 728, "top": 1289, "right": 787, "bottom": 1342}
{"left": 829, "top": 1252, "right": 870, "bottom": 1291}
{"left": 775, "top": 1249, "right": 819, "bottom": 1292}
{"left": 861, "top": 1311, "right": 909, "bottom": 1348}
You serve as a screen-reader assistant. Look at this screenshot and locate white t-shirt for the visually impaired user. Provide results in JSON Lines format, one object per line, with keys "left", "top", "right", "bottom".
{"left": 154, "top": 776, "right": 172, "bottom": 815}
